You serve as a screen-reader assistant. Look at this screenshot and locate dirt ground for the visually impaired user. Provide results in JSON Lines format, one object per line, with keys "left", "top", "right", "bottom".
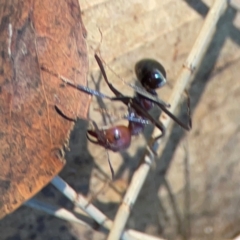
{"left": 1, "top": 0, "right": 240, "bottom": 240}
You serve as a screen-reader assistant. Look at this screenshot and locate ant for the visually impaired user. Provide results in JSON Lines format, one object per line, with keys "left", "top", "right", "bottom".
{"left": 41, "top": 54, "right": 191, "bottom": 178}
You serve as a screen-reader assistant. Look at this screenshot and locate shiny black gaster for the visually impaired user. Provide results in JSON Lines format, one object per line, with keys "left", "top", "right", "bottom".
{"left": 135, "top": 59, "right": 167, "bottom": 93}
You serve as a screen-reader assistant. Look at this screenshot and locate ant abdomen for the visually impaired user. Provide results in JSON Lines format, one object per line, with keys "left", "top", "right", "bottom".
{"left": 135, "top": 59, "right": 167, "bottom": 91}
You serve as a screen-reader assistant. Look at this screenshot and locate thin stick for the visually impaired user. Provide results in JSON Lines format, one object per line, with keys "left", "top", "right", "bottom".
{"left": 107, "top": 0, "right": 228, "bottom": 239}
{"left": 25, "top": 193, "right": 165, "bottom": 240}
{"left": 25, "top": 198, "right": 90, "bottom": 227}
{"left": 51, "top": 176, "right": 112, "bottom": 230}
{"left": 51, "top": 176, "right": 165, "bottom": 240}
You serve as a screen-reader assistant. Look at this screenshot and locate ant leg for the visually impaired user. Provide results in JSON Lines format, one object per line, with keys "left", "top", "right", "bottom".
{"left": 94, "top": 54, "right": 123, "bottom": 98}
{"left": 53, "top": 95, "right": 77, "bottom": 122}
{"left": 185, "top": 90, "right": 192, "bottom": 129}
{"left": 157, "top": 91, "right": 192, "bottom": 131}
{"left": 41, "top": 65, "right": 112, "bottom": 100}
{"left": 131, "top": 101, "right": 166, "bottom": 137}
{"left": 55, "top": 105, "right": 77, "bottom": 122}
{"left": 154, "top": 125, "right": 166, "bottom": 140}
{"left": 87, "top": 122, "right": 115, "bottom": 179}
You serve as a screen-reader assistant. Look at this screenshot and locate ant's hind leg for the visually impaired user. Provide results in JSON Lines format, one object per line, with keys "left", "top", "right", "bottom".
{"left": 184, "top": 90, "right": 192, "bottom": 129}
{"left": 147, "top": 125, "right": 165, "bottom": 156}
{"left": 154, "top": 132, "right": 165, "bottom": 141}
{"left": 154, "top": 120, "right": 166, "bottom": 141}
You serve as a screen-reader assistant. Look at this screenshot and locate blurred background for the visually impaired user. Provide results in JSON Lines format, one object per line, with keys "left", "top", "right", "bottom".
{"left": 1, "top": 0, "right": 240, "bottom": 239}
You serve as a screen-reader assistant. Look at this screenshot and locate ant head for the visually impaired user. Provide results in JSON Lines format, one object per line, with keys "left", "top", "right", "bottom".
{"left": 87, "top": 125, "right": 131, "bottom": 152}
{"left": 104, "top": 126, "right": 131, "bottom": 152}
{"left": 135, "top": 59, "right": 167, "bottom": 90}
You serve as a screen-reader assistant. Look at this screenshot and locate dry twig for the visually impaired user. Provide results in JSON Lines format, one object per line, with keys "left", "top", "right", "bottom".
{"left": 51, "top": 176, "right": 166, "bottom": 240}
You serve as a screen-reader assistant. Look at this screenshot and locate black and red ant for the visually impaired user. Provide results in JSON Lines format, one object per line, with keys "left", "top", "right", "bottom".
{"left": 41, "top": 54, "right": 191, "bottom": 178}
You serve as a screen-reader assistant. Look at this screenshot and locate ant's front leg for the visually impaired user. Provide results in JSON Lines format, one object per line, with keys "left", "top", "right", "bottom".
{"left": 94, "top": 54, "right": 123, "bottom": 98}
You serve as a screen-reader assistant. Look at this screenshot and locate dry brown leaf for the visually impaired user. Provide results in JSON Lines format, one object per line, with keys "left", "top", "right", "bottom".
{"left": 0, "top": 0, "right": 90, "bottom": 218}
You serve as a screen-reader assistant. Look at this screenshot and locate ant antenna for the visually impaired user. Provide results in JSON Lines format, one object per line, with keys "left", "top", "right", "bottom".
{"left": 95, "top": 27, "right": 103, "bottom": 56}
